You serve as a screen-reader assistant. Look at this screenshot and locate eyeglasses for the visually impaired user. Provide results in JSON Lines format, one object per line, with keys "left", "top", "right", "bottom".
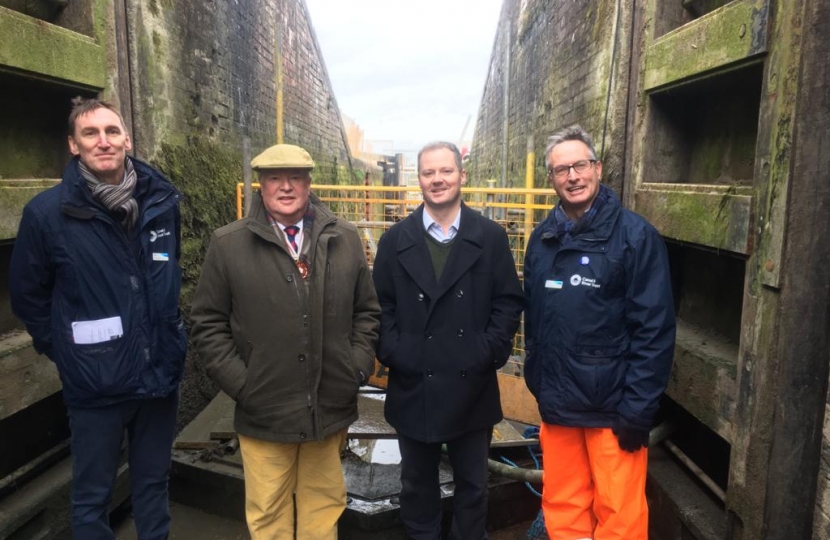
{"left": 547, "top": 159, "right": 597, "bottom": 179}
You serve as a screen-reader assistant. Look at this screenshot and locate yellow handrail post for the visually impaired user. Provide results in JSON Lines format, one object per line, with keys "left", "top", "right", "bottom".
{"left": 236, "top": 183, "right": 243, "bottom": 220}
{"left": 485, "top": 179, "right": 497, "bottom": 220}
{"left": 524, "top": 135, "right": 535, "bottom": 251}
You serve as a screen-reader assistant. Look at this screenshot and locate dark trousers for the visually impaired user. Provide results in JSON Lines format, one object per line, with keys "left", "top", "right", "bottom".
{"left": 67, "top": 391, "right": 179, "bottom": 540}
{"left": 398, "top": 428, "right": 493, "bottom": 540}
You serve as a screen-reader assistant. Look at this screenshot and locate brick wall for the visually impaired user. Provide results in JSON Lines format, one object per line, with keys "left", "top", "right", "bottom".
{"left": 128, "top": 0, "right": 350, "bottom": 180}
{"left": 470, "top": 0, "right": 633, "bottom": 193}
{"left": 278, "top": 0, "right": 352, "bottom": 178}
{"left": 121, "top": 0, "right": 356, "bottom": 428}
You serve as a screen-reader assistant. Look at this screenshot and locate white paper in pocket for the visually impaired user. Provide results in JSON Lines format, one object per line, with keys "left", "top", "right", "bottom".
{"left": 71, "top": 316, "right": 124, "bottom": 345}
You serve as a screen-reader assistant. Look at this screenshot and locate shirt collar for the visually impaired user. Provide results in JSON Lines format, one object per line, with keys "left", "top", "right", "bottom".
{"left": 422, "top": 206, "right": 461, "bottom": 234}
{"left": 265, "top": 212, "right": 304, "bottom": 233}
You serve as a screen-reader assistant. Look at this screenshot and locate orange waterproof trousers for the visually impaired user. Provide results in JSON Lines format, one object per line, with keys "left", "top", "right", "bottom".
{"left": 540, "top": 423, "right": 648, "bottom": 540}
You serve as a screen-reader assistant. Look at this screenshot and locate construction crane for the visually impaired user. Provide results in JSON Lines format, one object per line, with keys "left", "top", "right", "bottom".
{"left": 458, "top": 115, "right": 472, "bottom": 159}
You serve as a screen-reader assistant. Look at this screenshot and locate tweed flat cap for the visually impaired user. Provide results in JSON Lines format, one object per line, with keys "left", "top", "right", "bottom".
{"left": 251, "top": 144, "right": 315, "bottom": 170}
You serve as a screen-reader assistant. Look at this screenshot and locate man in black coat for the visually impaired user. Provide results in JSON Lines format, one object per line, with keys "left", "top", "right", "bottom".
{"left": 372, "top": 141, "right": 523, "bottom": 540}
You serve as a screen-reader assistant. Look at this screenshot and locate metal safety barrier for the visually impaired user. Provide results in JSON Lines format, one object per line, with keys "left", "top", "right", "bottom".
{"left": 236, "top": 182, "right": 559, "bottom": 372}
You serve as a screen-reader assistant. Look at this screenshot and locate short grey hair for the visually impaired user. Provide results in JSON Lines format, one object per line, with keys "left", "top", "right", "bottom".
{"left": 417, "top": 141, "right": 463, "bottom": 173}
{"left": 545, "top": 125, "right": 598, "bottom": 166}
{"left": 68, "top": 97, "right": 127, "bottom": 137}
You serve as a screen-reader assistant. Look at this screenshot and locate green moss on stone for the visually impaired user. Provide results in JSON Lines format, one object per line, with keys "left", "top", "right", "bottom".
{"left": 636, "top": 189, "right": 751, "bottom": 253}
{"left": 152, "top": 137, "right": 241, "bottom": 310}
{"left": 152, "top": 30, "right": 164, "bottom": 55}
{"left": 0, "top": 6, "right": 106, "bottom": 88}
{"left": 0, "top": 181, "right": 61, "bottom": 239}
{"left": 643, "top": 0, "right": 766, "bottom": 90}
{"left": 92, "top": 0, "right": 109, "bottom": 45}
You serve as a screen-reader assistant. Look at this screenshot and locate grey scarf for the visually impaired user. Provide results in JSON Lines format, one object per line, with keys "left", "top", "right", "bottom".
{"left": 79, "top": 157, "right": 139, "bottom": 233}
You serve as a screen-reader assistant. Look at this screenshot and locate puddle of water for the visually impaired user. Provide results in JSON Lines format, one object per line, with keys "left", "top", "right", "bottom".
{"left": 348, "top": 438, "right": 401, "bottom": 465}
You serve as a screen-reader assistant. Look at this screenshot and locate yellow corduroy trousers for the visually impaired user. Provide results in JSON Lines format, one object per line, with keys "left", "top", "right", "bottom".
{"left": 238, "top": 429, "right": 348, "bottom": 540}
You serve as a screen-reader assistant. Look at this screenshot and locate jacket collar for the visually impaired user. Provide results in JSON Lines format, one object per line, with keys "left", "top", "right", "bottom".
{"left": 59, "top": 156, "right": 180, "bottom": 222}
{"left": 396, "top": 202, "right": 485, "bottom": 304}
{"left": 538, "top": 184, "right": 621, "bottom": 243}
{"left": 246, "top": 191, "right": 337, "bottom": 247}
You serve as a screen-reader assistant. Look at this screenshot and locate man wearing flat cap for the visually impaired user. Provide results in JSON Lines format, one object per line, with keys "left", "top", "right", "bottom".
{"left": 190, "top": 144, "right": 380, "bottom": 539}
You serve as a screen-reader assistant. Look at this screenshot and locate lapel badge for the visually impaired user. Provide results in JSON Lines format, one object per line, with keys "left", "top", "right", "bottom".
{"left": 296, "top": 260, "right": 310, "bottom": 279}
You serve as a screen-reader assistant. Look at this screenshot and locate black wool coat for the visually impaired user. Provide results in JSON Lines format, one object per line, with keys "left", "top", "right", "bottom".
{"left": 372, "top": 203, "right": 523, "bottom": 442}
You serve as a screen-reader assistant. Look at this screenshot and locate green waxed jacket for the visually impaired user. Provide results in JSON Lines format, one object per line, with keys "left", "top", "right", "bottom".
{"left": 190, "top": 193, "right": 380, "bottom": 443}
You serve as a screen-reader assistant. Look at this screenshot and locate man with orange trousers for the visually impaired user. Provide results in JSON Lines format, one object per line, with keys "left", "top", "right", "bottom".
{"left": 523, "top": 125, "right": 676, "bottom": 540}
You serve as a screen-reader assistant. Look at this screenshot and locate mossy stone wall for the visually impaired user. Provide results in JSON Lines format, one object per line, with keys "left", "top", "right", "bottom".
{"left": 468, "top": 0, "right": 631, "bottom": 193}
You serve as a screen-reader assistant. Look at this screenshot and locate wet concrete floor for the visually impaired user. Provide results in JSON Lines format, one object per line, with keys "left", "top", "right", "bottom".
{"left": 113, "top": 501, "right": 538, "bottom": 539}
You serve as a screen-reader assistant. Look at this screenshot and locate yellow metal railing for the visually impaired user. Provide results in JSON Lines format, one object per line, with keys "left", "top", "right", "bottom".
{"left": 236, "top": 183, "right": 558, "bottom": 370}
{"left": 236, "top": 183, "right": 555, "bottom": 274}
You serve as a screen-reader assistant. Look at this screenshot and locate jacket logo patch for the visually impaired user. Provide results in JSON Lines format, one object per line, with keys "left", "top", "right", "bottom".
{"left": 150, "top": 228, "right": 171, "bottom": 242}
{"left": 570, "top": 274, "right": 601, "bottom": 289}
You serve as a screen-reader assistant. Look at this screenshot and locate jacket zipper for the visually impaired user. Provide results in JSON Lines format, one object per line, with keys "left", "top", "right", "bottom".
{"left": 307, "top": 220, "right": 336, "bottom": 440}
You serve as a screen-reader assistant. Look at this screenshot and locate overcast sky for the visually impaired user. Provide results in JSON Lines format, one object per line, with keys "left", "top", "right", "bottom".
{"left": 304, "top": 0, "right": 504, "bottom": 156}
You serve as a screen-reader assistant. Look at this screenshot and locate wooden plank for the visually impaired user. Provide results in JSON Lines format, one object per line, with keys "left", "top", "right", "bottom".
{"left": 665, "top": 320, "right": 738, "bottom": 442}
{"left": 0, "top": 6, "right": 106, "bottom": 90}
{"left": 643, "top": 0, "right": 769, "bottom": 91}
{"left": 173, "top": 441, "right": 219, "bottom": 451}
{"left": 755, "top": 0, "right": 830, "bottom": 535}
{"left": 112, "top": 0, "right": 134, "bottom": 135}
{"left": 497, "top": 372, "right": 541, "bottom": 426}
{"left": 367, "top": 358, "right": 388, "bottom": 389}
{"left": 634, "top": 187, "right": 752, "bottom": 254}
{"left": 0, "top": 180, "right": 60, "bottom": 240}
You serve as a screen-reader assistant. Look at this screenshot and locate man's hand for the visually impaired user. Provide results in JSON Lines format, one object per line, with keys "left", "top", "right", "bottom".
{"left": 612, "top": 417, "right": 649, "bottom": 452}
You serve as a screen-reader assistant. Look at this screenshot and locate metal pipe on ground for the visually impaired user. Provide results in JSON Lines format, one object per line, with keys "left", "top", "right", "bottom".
{"left": 486, "top": 422, "right": 677, "bottom": 484}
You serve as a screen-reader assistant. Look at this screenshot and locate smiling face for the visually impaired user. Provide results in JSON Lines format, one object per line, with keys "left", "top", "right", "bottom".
{"left": 547, "top": 139, "right": 602, "bottom": 220}
{"left": 259, "top": 168, "right": 312, "bottom": 225}
{"left": 418, "top": 147, "right": 466, "bottom": 212}
{"left": 68, "top": 107, "right": 132, "bottom": 185}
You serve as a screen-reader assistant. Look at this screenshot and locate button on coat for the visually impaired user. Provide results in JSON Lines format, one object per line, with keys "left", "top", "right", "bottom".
{"left": 373, "top": 204, "right": 523, "bottom": 442}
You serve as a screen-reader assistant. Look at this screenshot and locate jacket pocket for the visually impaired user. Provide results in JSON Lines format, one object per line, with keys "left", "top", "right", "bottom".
{"left": 234, "top": 342, "right": 254, "bottom": 405}
{"left": 524, "top": 349, "right": 541, "bottom": 398}
{"left": 386, "top": 332, "right": 418, "bottom": 373}
{"left": 473, "top": 332, "right": 496, "bottom": 373}
{"left": 323, "top": 334, "right": 361, "bottom": 391}
{"left": 62, "top": 334, "right": 141, "bottom": 398}
{"left": 558, "top": 344, "right": 626, "bottom": 412}
{"left": 159, "top": 311, "right": 187, "bottom": 384}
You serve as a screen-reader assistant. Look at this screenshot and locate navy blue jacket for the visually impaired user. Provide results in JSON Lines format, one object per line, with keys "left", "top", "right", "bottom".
{"left": 523, "top": 185, "right": 675, "bottom": 430}
{"left": 9, "top": 157, "right": 186, "bottom": 408}
{"left": 373, "top": 204, "right": 523, "bottom": 442}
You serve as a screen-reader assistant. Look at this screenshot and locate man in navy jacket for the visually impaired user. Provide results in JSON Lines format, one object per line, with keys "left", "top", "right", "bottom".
{"left": 9, "top": 98, "right": 185, "bottom": 540}
{"left": 373, "top": 142, "right": 523, "bottom": 540}
{"left": 523, "top": 125, "right": 675, "bottom": 540}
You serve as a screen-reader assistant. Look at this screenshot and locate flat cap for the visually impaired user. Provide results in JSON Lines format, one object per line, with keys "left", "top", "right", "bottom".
{"left": 251, "top": 144, "right": 315, "bottom": 171}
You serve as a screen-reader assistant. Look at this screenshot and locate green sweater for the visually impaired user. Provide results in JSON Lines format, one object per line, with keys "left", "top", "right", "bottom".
{"left": 424, "top": 230, "right": 455, "bottom": 281}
